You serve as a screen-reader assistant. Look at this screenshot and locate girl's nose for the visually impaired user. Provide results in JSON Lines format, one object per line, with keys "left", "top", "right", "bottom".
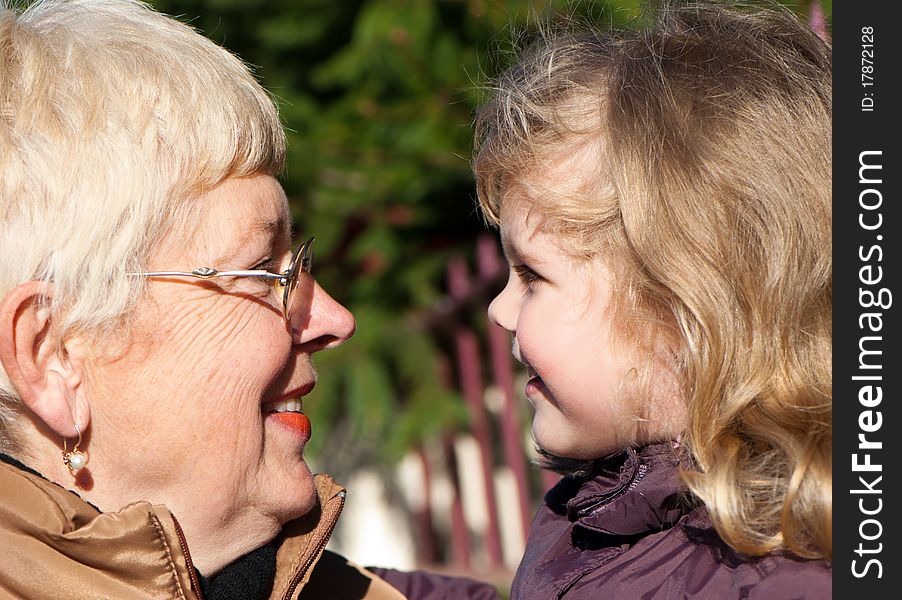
{"left": 488, "top": 276, "right": 517, "bottom": 333}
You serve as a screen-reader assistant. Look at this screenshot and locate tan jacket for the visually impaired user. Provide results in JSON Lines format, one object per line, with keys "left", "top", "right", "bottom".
{"left": 0, "top": 458, "right": 405, "bottom": 599}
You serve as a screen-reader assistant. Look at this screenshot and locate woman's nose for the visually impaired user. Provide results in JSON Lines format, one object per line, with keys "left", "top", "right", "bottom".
{"left": 294, "top": 280, "right": 356, "bottom": 351}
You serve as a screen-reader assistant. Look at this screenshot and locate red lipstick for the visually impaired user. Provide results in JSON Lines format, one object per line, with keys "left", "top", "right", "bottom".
{"left": 270, "top": 412, "right": 311, "bottom": 438}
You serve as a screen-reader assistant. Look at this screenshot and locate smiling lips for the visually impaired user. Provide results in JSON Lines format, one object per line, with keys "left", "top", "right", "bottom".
{"left": 513, "top": 347, "right": 541, "bottom": 385}
{"left": 265, "top": 397, "right": 312, "bottom": 439}
{"left": 521, "top": 363, "right": 545, "bottom": 396}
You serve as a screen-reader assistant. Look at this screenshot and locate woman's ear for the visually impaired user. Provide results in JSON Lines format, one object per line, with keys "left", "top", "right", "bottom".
{"left": 0, "top": 281, "right": 90, "bottom": 438}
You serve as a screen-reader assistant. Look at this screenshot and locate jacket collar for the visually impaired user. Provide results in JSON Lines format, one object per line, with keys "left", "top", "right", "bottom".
{"left": 546, "top": 442, "right": 691, "bottom": 537}
{"left": 0, "top": 453, "right": 347, "bottom": 600}
{"left": 271, "top": 474, "right": 347, "bottom": 599}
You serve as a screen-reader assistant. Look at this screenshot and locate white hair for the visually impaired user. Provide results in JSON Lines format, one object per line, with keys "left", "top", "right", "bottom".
{"left": 0, "top": 0, "right": 286, "bottom": 449}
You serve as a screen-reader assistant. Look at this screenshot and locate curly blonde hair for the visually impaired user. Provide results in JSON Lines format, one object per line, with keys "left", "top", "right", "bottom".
{"left": 473, "top": 1, "right": 831, "bottom": 560}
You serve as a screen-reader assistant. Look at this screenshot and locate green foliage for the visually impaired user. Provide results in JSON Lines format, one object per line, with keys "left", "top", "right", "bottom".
{"left": 148, "top": 0, "right": 830, "bottom": 474}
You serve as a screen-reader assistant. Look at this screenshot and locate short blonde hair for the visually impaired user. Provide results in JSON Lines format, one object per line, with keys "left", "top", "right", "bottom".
{"left": 0, "top": 0, "right": 285, "bottom": 447}
{"left": 473, "top": 2, "right": 831, "bottom": 560}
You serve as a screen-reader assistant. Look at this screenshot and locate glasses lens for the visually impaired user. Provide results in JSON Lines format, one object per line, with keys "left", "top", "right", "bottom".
{"left": 284, "top": 237, "right": 315, "bottom": 327}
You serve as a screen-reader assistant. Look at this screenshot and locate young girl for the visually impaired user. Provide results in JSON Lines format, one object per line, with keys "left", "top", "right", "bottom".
{"left": 473, "top": 2, "right": 831, "bottom": 598}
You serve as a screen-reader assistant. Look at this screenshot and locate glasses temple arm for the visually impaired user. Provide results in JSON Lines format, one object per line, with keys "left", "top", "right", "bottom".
{"left": 138, "top": 270, "right": 286, "bottom": 281}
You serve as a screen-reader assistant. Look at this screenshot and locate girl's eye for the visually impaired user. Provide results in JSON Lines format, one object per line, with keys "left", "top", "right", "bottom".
{"left": 513, "top": 264, "right": 542, "bottom": 286}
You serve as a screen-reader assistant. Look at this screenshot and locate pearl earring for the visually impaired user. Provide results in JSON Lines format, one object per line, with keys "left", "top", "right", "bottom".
{"left": 62, "top": 427, "right": 89, "bottom": 475}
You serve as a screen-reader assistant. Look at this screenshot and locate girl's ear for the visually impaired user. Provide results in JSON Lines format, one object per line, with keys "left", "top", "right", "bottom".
{"left": 0, "top": 281, "right": 90, "bottom": 438}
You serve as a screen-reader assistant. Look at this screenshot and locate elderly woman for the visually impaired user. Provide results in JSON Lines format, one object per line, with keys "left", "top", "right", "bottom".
{"left": 0, "top": 1, "right": 499, "bottom": 599}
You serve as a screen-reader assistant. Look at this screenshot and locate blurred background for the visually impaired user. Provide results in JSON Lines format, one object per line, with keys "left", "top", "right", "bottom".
{"left": 150, "top": 0, "right": 831, "bottom": 592}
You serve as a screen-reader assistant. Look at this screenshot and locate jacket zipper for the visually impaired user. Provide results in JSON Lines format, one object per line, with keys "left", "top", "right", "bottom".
{"left": 171, "top": 513, "right": 205, "bottom": 600}
{"left": 281, "top": 490, "right": 346, "bottom": 600}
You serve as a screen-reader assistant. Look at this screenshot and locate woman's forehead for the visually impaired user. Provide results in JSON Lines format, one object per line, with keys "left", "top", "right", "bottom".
{"left": 212, "top": 177, "right": 290, "bottom": 242}
{"left": 155, "top": 175, "right": 291, "bottom": 265}
{"left": 206, "top": 175, "right": 289, "bottom": 228}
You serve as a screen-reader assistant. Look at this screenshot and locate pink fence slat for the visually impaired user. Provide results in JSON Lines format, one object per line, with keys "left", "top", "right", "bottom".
{"left": 809, "top": 1, "right": 829, "bottom": 42}
{"left": 477, "top": 234, "right": 534, "bottom": 540}
{"left": 442, "top": 433, "right": 471, "bottom": 568}
{"left": 414, "top": 448, "right": 438, "bottom": 564}
{"left": 448, "top": 258, "right": 504, "bottom": 569}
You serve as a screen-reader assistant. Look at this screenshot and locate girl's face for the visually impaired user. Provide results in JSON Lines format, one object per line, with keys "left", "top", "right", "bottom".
{"left": 489, "top": 201, "right": 683, "bottom": 460}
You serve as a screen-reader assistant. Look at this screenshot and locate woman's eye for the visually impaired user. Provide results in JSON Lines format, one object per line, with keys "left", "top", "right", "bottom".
{"left": 251, "top": 258, "right": 277, "bottom": 272}
{"left": 513, "top": 264, "right": 542, "bottom": 286}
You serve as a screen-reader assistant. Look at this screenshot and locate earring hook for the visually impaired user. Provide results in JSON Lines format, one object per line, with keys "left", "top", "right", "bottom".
{"left": 62, "top": 423, "right": 88, "bottom": 475}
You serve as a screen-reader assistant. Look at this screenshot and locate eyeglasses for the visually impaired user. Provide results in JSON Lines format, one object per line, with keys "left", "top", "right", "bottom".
{"left": 140, "top": 237, "right": 315, "bottom": 326}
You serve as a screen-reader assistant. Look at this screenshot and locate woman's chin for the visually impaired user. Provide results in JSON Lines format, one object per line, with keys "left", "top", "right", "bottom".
{"left": 272, "top": 457, "right": 318, "bottom": 523}
{"left": 259, "top": 417, "right": 320, "bottom": 518}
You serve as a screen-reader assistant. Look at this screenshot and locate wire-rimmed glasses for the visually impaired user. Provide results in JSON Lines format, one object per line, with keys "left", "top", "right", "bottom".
{"left": 140, "top": 237, "right": 315, "bottom": 326}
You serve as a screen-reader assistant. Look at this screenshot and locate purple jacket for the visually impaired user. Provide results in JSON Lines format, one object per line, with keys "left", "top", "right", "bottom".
{"left": 512, "top": 444, "right": 831, "bottom": 599}
{"left": 370, "top": 568, "right": 501, "bottom": 600}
